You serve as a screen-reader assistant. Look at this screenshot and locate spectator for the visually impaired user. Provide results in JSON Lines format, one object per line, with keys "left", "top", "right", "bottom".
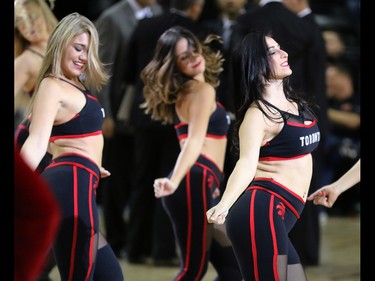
{"left": 93, "top": 0, "right": 163, "bottom": 259}
{"left": 282, "top": 0, "right": 331, "bottom": 267}
{"left": 322, "top": 61, "right": 360, "bottom": 216}
{"left": 200, "top": 0, "right": 248, "bottom": 194}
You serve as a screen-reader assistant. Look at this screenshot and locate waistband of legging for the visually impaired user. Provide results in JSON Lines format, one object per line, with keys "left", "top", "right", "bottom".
{"left": 47, "top": 152, "right": 100, "bottom": 180}
{"left": 247, "top": 177, "right": 305, "bottom": 217}
{"left": 195, "top": 154, "right": 223, "bottom": 185}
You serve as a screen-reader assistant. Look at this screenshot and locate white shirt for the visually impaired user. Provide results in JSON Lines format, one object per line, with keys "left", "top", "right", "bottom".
{"left": 259, "top": 0, "right": 282, "bottom": 7}
{"left": 128, "top": 0, "right": 153, "bottom": 20}
{"left": 297, "top": 7, "right": 312, "bottom": 18}
{"left": 222, "top": 17, "right": 234, "bottom": 50}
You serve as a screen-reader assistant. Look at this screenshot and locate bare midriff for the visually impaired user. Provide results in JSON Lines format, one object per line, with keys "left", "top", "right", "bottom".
{"left": 256, "top": 154, "right": 313, "bottom": 201}
{"left": 50, "top": 134, "right": 104, "bottom": 169}
{"left": 179, "top": 137, "right": 227, "bottom": 171}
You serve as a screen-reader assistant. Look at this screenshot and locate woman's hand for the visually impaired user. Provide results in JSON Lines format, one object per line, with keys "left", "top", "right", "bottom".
{"left": 206, "top": 203, "right": 229, "bottom": 225}
{"left": 307, "top": 186, "right": 340, "bottom": 208}
{"left": 100, "top": 167, "right": 111, "bottom": 178}
{"left": 153, "top": 178, "right": 178, "bottom": 198}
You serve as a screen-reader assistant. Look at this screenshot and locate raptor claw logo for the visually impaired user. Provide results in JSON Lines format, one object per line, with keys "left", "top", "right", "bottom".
{"left": 208, "top": 175, "right": 214, "bottom": 188}
{"left": 276, "top": 202, "right": 286, "bottom": 220}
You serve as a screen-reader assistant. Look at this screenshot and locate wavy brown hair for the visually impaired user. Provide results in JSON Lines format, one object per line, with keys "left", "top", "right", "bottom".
{"left": 140, "top": 26, "right": 223, "bottom": 124}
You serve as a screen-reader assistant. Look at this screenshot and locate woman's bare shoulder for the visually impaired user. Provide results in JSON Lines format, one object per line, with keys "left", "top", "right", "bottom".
{"left": 189, "top": 80, "right": 215, "bottom": 99}
{"left": 15, "top": 50, "right": 38, "bottom": 69}
{"left": 36, "top": 76, "right": 67, "bottom": 100}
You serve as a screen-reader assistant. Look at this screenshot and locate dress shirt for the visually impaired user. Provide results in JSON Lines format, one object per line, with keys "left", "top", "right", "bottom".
{"left": 128, "top": 0, "right": 153, "bottom": 20}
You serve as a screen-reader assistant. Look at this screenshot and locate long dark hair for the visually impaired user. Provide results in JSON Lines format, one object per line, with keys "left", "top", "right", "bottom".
{"left": 141, "top": 26, "right": 223, "bottom": 124}
{"left": 231, "top": 31, "right": 312, "bottom": 154}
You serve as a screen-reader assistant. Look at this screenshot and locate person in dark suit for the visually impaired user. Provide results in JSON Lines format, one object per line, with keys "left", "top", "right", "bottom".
{"left": 200, "top": 0, "right": 248, "bottom": 197}
{"left": 93, "top": 0, "right": 163, "bottom": 259}
{"left": 234, "top": 0, "right": 329, "bottom": 266}
{"left": 321, "top": 61, "right": 360, "bottom": 216}
{"left": 282, "top": 0, "right": 331, "bottom": 267}
{"left": 123, "top": 0, "right": 208, "bottom": 265}
{"left": 201, "top": 0, "right": 247, "bottom": 114}
{"left": 52, "top": 0, "right": 116, "bottom": 21}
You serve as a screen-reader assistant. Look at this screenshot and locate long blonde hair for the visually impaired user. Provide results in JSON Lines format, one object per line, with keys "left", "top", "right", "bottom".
{"left": 141, "top": 26, "right": 223, "bottom": 124}
{"left": 27, "top": 12, "right": 109, "bottom": 115}
{"left": 14, "top": 0, "right": 58, "bottom": 57}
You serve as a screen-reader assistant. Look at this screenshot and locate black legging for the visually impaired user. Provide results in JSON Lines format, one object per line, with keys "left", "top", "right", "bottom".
{"left": 162, "top": 154, "right": 242, "bottom": 281}
{"left": 226, "top": 178, "right": 308, "bottom": 281}
{"left": 42, "top": 153, "right": 123, "bottom": 281}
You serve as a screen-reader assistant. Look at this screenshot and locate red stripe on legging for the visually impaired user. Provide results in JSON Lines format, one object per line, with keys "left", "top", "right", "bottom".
{"left": 176, "top": 172, "right": 192, "bottom": 281}
{"left": 269, "top": 196, "right": 280, "bottom": 281}
{"left": 68, "top": 166, "right": 79, "bottom": 280}
{"left": 84, "top": 173, "right": 95, "bottom": 280}
{"left": 250, "top": 190, "right": 259, "bottom": 281}
{"left": 195, "top": 168, "right": 208, "bottom": 281}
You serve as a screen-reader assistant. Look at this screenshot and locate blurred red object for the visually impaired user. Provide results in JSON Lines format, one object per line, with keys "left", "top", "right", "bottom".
{"left": 14, "top": 146, "right": 60, "bottom": 281}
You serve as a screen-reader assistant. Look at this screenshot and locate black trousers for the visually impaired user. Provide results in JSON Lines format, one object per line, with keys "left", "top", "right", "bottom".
{"left": 126, "top": 126, "right": 179, "bottom": 260}
{"left": 99, "top": 128, "right": 135, "bottom": 255}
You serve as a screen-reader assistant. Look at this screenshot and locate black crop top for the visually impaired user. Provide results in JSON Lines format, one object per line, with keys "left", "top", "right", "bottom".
{"left": 259, "top": 101, "right": 320, "bottom": 160}
{"left": 174, "top": 102, "right": 230, "bottom": 141}
{"left": 49, "top": 78, "right": 104, "bottom": 142}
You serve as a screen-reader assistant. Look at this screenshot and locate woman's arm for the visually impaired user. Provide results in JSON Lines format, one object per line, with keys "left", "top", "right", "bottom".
{"left": 20, "top": 79, "right": 61, "bottom": 170}
{"left": 307, "top": 159, "right": 360, "bottom": 207}
{"left": 154, "top": 83, "right": 215, "bottom": 197}
{"left": 207, "top": 107, "right": 266, "bottom": 224}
